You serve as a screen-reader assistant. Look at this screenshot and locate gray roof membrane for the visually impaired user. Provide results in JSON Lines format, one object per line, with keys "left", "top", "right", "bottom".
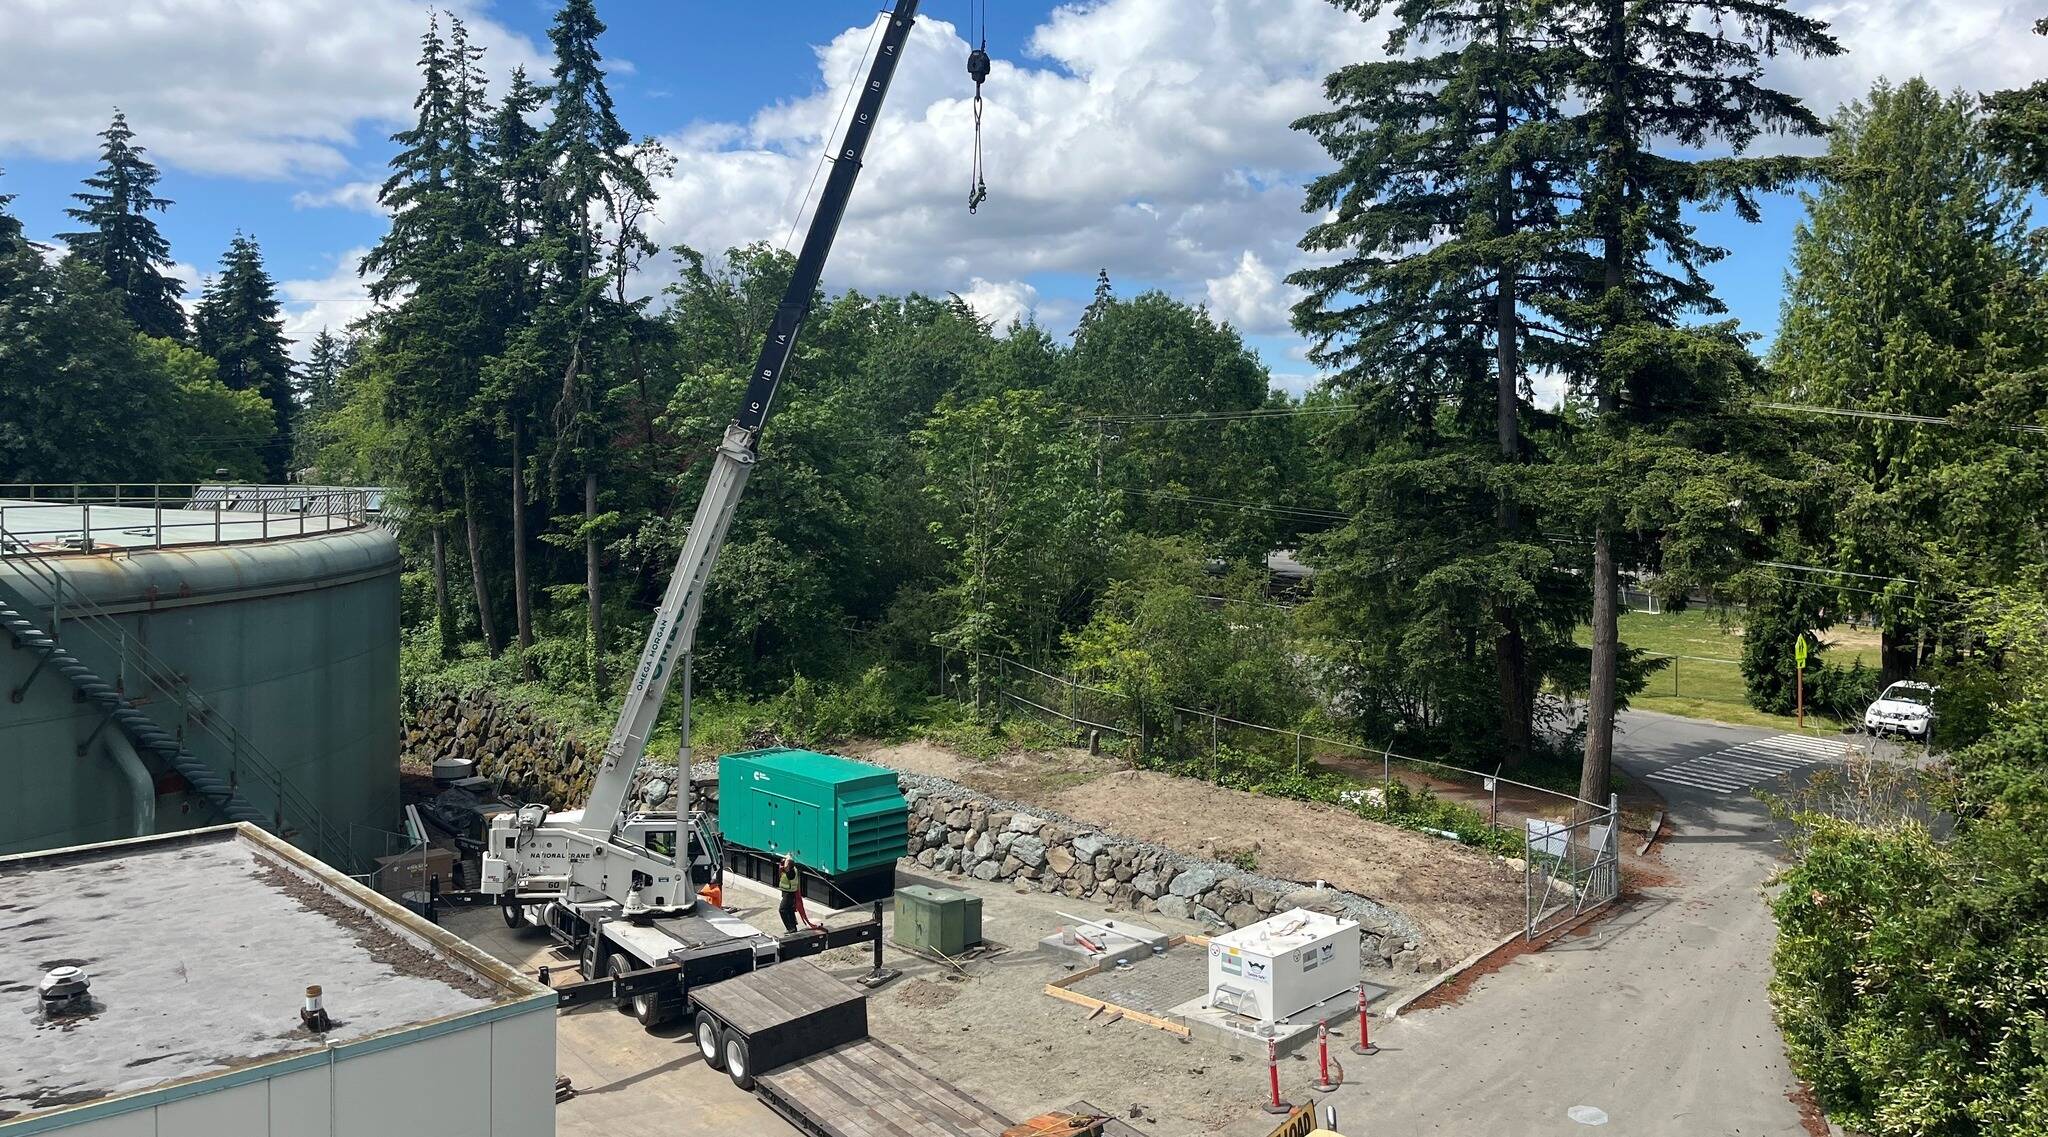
{"left": 0, "top": 830, "right": 512, "bottom": 1120}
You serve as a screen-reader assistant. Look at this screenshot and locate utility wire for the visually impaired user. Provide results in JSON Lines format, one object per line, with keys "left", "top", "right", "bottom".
{"left": 1118, "top": 488, "right": 1347, "bottom": 523}
{"left": 1759, "top": 402, "right": 2046, "bottom": 436}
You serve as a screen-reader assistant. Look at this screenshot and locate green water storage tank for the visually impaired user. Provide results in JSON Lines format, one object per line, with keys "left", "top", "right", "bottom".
{"left": 717, "top": 748, "right": 908, "bottom": 875}
{"left": 894, "top": 885, "right": 983, "bottom": 956}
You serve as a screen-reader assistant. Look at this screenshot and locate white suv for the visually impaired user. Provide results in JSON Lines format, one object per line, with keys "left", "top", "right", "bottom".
{"left": 1864, "top": 681, "right": 1936, "bottom": 740}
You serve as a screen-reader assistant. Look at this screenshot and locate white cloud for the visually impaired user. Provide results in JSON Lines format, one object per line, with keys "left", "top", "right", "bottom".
{"left": 957, "top": 277, "right": 1039, "bottom": 332}
{"left": 292, "top": 181, "right": 388, "bottom": 214}
{"left": 0, "top": 1, "right": 545, "bottom": 178}
{"left": 640, "top": 3, "right": 1395, "bottom": 328}
{"left": 277, "top": 249, "right": 379, "bottom": 360}
{"left": 1774, "top": 1, "right": 2048, "bottom": 130}
{"left": 1204, "top": 251, "right": 1299, "bottom": 337}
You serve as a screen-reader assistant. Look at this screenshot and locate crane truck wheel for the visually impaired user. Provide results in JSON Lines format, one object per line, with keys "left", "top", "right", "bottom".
{"left": 500, "top": 903, "right": 527, "bottom": 930}
{"left": 633, "top": 987, "right": 677, "bottom": 1028}
{"left": 605, "top": 955, "right": 635, "bottom": 1014}
{"left": 695, "top": 1012, "right": 725, "bottom": 1070}
{"left": 724, "top": 1035, "right": 755, "bottom": 1091}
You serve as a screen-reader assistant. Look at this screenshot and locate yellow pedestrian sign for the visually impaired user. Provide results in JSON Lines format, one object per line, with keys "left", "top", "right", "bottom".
{"left": 1795, "top": 634, "right": 1809, "bottom": 670}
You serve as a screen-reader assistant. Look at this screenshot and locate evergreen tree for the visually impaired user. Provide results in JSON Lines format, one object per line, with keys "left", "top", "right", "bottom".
{"left": 303, "top": 327, "right": 347, "bottom": 416}
{"left": 1292, "top": 0, "right": 1590, "bottom": 763}
{"left": 194, "top": 234, "right": 296, "bottom": 481}
{"left": 516, "top": 0, "right": 658, "bottom": 687}
{"left": 1773, "top": 78, "right": 2048, "bottom": 677}
{"left": 1986, "top": 19, "right": 2048, "bottom": 186}
{"left": 0, "top": 166, "right": 25, "bottom": 252}
{"left": 57, "top": 110, "right": 187, "bottom": 341}
{"left": 366, "top": 13, "right": 499, "bottom": 660}
{"left": 1553, "top": 0, "right": 1839, "bottom": 810}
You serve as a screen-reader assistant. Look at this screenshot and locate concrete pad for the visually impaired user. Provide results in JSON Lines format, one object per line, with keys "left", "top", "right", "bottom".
{"left": 1171, "top": 985, "right": 1373, "bottom": 1057}
{"left": 1037, "top": 916, "right": 1174, "bottom": 968}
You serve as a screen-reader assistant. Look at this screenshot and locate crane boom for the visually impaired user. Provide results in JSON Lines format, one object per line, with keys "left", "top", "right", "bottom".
{"left": 583, "top": 0, "right": 922, "bottom": 835}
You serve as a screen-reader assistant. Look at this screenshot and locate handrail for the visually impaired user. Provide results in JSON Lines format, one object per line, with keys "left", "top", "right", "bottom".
{"left": 0, "top": 524, "right": 364, "bottom": 871}
{"left": 0, "top": 484, "right": 376, "bottom": 554}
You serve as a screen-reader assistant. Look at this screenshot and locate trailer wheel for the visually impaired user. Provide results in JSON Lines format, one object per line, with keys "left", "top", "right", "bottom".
{"left": 724, "top": 1034, "right": 754, "bottom": 1091}
{"left": 695, "top": 1012, "right": 725, "bottom": 1070}
{"left": 633, "top": 988, "right": 678, "bottom": 1029}
{"left": 605, "top": 955, "right": 634, "bottom": 1014}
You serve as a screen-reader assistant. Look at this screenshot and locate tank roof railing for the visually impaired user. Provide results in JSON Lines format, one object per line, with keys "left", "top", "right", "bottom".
{"left": 0, "top": 483, "right": 384, "bottom": 555}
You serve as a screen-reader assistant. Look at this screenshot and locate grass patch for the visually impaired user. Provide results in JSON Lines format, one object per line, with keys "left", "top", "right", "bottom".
{"left": 1576, "top": 608, "right": 1874, "bottom": 730}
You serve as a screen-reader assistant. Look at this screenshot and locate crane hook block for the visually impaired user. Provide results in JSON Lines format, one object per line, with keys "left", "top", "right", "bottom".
{"left": 968, "top": 46, "right": 991, "bottom": 86}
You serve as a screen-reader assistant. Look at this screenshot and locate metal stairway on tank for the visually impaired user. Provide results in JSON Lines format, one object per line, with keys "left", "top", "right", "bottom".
{"left": 0, "top": 532, "right": 362, "bottom": 872}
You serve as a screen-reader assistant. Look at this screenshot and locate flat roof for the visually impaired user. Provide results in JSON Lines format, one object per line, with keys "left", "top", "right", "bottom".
{"left": 0, "top": 825, "right": 545, "bottom": 1122}
{"left": 0, "top": 498, "right": 360, "bottom": 553}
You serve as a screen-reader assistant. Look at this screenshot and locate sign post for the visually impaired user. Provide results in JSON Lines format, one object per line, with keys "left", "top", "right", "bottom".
{"left": 1794, "top": 634, "right": 1809, "bottom": 729}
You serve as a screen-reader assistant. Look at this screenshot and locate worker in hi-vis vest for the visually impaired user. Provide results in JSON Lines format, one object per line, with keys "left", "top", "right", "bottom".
{"left": 777, "top": 854, "right": 800, "bottom": 932}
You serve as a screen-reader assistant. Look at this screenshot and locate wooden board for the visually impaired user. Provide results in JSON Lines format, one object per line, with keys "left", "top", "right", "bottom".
{"left": 692, "top": 959, "right": 868, "bottom": 1073}
{"left": 759, "top": 1037, "right": 1012, "bottom": 1137}
{"left": 1041, "top": 982, "right": 1191, "bottom": 1038}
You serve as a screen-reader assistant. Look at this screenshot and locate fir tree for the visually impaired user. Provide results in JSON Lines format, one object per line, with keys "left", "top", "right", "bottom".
{"left": 303, "top": 327, "right": 347, "bottom": 416}
{"left": 1553, "top": 0, "right": 1840, "bottom": 810}
{"left": 1292, "top": 0, "right": 1591, "bottom": 763}
{"left": 1986, "top": 19, "right": 2048, "bottom": 186}
{"left": 194, "top": 234, "right": 295, "bottom": 481}
{"left": 1773, "top": 78, "right": 2048, "bottom": 677}
{"left": 57, "top": 110, "right": 187, "bottom": 341}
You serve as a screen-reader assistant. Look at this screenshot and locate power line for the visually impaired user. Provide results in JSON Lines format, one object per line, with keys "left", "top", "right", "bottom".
{"left": 1759, "top": 402, "right": 2047, "bottom": 437}
{"left": 1117, "top": 488, "right": 1348, "bottom": 523}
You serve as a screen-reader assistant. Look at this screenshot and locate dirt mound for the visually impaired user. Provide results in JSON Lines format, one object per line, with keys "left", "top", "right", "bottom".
{"left": 861, "top": 742, "right": 1524, "bottom": 961}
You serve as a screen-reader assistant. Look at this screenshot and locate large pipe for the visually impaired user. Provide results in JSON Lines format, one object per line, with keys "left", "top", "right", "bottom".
{"left": 103, "top": 730, "right": 155, "bottom": 837}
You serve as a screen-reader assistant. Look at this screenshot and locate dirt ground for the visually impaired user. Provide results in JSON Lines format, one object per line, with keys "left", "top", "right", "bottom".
{"left": 851, "top": 740, "right": 1526, "bottom": 961}
{"left": 724, "top": 873, "right": 1362, "bottom": 1137}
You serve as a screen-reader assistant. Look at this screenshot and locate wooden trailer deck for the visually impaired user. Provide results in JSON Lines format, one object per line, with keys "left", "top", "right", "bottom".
{"left": 690, "top": 958, "right": 868, "bottom": 1074}
{"left": 757, "top": 1037, "right": 1012, "bottom": 1137}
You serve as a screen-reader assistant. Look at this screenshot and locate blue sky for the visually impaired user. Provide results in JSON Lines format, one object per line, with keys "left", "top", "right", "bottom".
{"left": 0, "top": 0, "right": 2041, "bottom": 394}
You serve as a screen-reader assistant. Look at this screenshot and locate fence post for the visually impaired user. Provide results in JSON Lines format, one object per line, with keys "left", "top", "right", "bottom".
{"left": 82, "top": 504, "right": 91, "bottom": 551}
{"left": 1294, "top": 731, "right": 1304, "bottom": 773}
{"left": 215, "top": 500, "right": 222, "bottom": 543}
{"left": 1382, "top": 741, "right": 1393, "bottom": 802}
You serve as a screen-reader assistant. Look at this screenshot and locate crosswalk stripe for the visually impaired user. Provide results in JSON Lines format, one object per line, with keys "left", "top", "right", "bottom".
{"left": 1646, "top": 770, "right": 1744, "bottom": 786}
{"left": 1644, "top": 733, "right": 1850, "bottom": 795}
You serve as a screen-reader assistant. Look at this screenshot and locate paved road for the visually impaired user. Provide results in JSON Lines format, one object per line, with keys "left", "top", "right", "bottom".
{"left": 1300, "top": 710, "right": 1829, "bottom": 1136}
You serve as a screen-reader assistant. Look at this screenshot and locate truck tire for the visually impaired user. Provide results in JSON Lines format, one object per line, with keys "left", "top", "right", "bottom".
{"left": 724, "top": 1034, "right": 755, "bottom": 1091}
{"left": 605, "top": 955, "right": 634, "bottom": 1014}
{"left": 695, "top": 1012, "right": 725, "bottom": 1070}
{"left": 633, "top": 986, "right": 679, "bottom": 1029}
{"left": 501, "top": 903, "right": 527, "bottom": 929}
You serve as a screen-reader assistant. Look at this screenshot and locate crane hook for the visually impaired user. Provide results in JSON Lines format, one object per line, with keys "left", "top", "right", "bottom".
{"left": 967, "top": 40, "right": 990, "bottom": 213}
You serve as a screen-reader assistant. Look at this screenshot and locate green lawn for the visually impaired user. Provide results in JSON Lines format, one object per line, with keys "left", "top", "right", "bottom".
{"left": 1574, "top": 607, "right": 1879, "bottom": 731}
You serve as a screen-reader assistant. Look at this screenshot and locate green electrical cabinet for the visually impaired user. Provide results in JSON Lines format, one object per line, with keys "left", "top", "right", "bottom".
{"left": 717, "top": 748, "right": 909, "bottom": 876}
{"left": 894, "top": 885, "right": 983, "bottom": 956}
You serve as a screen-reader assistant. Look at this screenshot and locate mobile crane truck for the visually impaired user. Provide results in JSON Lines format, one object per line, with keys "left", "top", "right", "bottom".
{"left": 466, "top": 4, "right": 1025, "bottom": 1132}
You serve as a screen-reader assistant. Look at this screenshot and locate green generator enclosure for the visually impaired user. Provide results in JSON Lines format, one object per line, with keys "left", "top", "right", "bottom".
{"left": 717, "top": 748, "right": 909, "bottom": 876}
{"left": 893, "top": 885, "right": 983, "bottom": 956}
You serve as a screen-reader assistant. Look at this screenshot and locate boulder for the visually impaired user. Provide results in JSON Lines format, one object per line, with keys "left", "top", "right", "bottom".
{"left": 971, "top": 832, "right": 995, "bottom": 861}
{"left": 1130, "top": 871, "right": 1162, "bottom": 899}
{"left": 1112, "top": 861, "right": 1137, "bottom": 883}
{"left": 945, "top": 808, "right": 971, "bottom": 828}
{"left": 998, "top": 854, "right": 1024, "bottom": 878}
{"left": 1168, "top": 867, "right": 1220, "bottom": 898}
{"left": 1249, "top": 888, "right": 1278, "bottom": 915}
{"left": 971, "top": 860, "right": 1000, "bottom": 881}
{"left": 1224, "top": 903, "right": 1261, "bottom": 929}
{"left": 1046, "top": 846, "right": 1076, "bottom": 876}
{"left": 1092, "top": 855, "right": 1112, "bottom": 878}
{"left": 1073, "top": 832, "right": 1110, "bottom": 863}
{"left": 1009, "top": 814, "right": 1044, "bottom": 835}
{"left": 1009, "top": 835, "right": 1048, "bottom": 868}
{"left": 946, "top": 830, "right": 967, "bottom": 848}
{"left": 1071, "top": 865, "right": 1096, "bottom": 894}
{"left": 1155, "top": 895, "right": 1192, "bottom": 921}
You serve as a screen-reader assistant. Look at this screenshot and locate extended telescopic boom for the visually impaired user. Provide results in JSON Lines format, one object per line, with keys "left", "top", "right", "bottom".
{"left": 583, "top": 0, "right": 922, "bottom": 833}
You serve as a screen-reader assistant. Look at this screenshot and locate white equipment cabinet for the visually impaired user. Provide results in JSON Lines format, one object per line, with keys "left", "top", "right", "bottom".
{"left": 1206, "top": 908, "right": 1361, "bottom": 1024}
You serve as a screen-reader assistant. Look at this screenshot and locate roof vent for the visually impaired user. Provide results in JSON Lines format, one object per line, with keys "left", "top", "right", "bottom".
{"left": 38, "top": 966, "right": 92, "bottom": 1017}
{"left": 300, "top": 985, "right": 332, "bottom": 1033}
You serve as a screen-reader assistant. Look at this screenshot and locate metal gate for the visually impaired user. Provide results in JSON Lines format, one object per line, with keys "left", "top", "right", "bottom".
{"left": 1524, "top": 793, "right": 1621, "bottom": 939}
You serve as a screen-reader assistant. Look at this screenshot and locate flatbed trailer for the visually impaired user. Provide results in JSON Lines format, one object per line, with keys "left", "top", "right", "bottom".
{"left": 758, "top": 1037, "right": 1012, "bottom": 1137}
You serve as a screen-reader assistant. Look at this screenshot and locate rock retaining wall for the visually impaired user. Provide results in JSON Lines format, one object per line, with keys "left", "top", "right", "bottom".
{"left": 402, "top": 687, "right": 596, "bottom": 806}
{"left": 897, "top": 780, "right": 1433, "bottom": 973}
